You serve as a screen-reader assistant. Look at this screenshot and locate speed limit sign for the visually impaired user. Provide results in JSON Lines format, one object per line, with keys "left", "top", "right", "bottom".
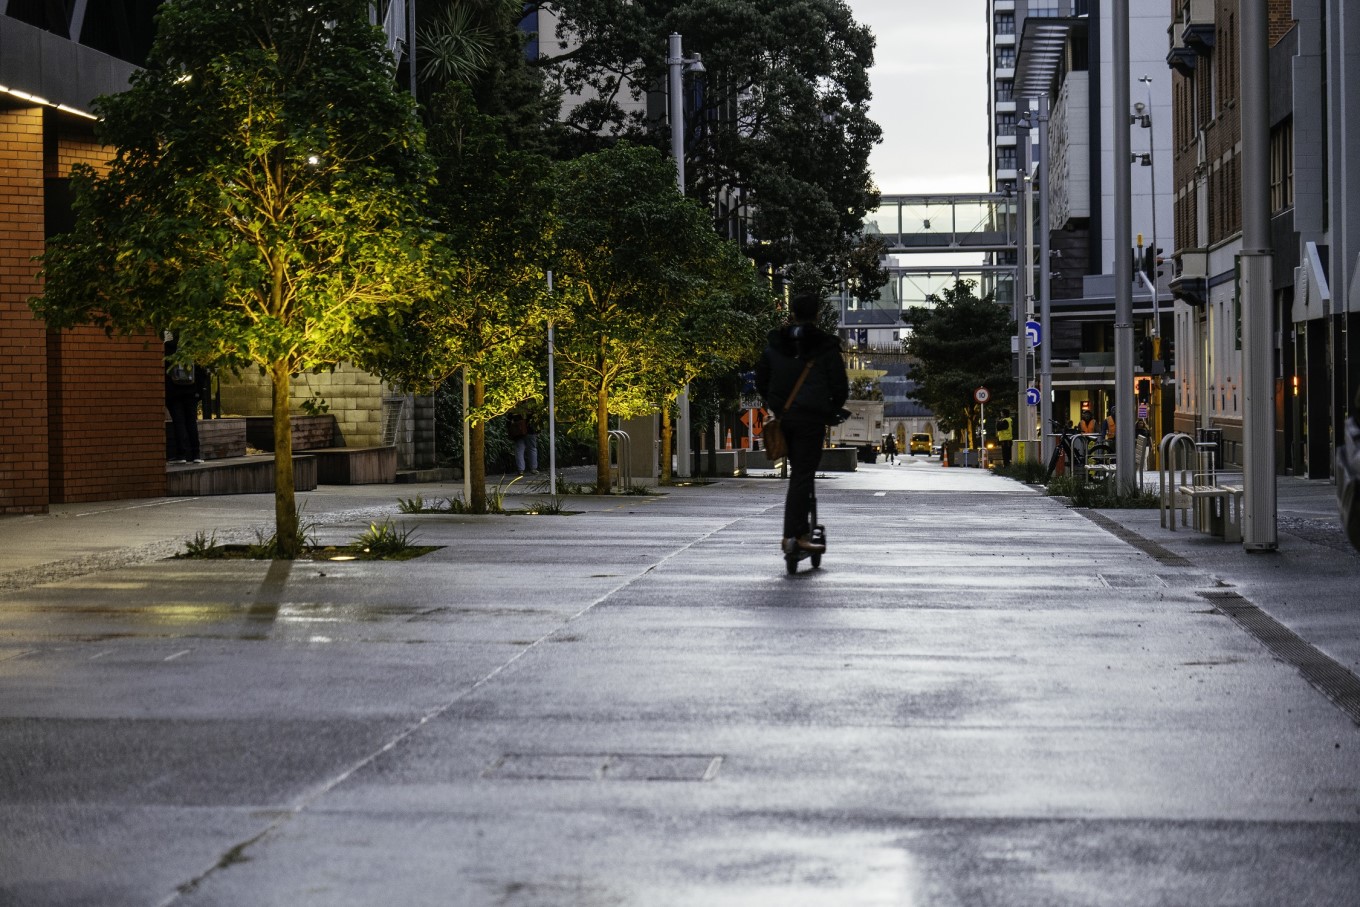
{"left": 974, "top": 387, "right": 990, "bottom": 403}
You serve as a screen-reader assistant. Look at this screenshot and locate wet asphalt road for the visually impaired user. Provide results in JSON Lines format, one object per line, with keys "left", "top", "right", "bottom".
{"left": 2, "top": 459, "right": 1359, "bottom": 906}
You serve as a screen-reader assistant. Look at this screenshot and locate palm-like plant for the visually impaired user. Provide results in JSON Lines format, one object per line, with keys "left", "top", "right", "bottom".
{"left": 418, "top": 0, "right": 523, "bottom": 86}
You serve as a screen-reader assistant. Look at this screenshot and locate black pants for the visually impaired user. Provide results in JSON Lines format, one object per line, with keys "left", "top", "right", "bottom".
{"left": 781, "top": 415, "right": 825, "bottom": 539}
{"left": 167, "top": 394, "right": 201, "bottom": 460}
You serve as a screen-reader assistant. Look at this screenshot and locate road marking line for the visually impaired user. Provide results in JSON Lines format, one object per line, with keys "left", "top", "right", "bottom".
{"left": 164, "top": 649, "right": 191, "bottom": 662}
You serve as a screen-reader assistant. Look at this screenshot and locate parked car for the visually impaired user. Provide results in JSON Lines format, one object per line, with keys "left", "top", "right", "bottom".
{"left": 909, "top": 433, "right": 933, "bottom": 456}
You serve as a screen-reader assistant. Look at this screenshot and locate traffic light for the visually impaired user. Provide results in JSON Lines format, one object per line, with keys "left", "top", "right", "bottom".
{"left": 1139, "top": 336, "right": 1154, "bottom": 373}
{"left": 1137, "top": 378, "right": 1151, "bottom": 402}
{"left": 1143, "top": 246, "right": 1165, "bottom": 278}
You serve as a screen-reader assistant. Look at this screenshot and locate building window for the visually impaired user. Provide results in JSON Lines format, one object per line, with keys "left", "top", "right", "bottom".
{"left": 1029, "top": 7, "right": 1061, "bottom": 17}
{"left": 994, "top": 13, "right": 1016, "bottom": 35}
{"left": 996, "top": 80, "right": 1015, "bottom": 102}
{"left": 997, "top": 112, "right": 1016, "bottom": 136}
{"left": 1270, "top": 119, "right": 1294, "bottom": 213}
{"left": 996, "top": 47, "right": 1016, "bottom": 69}
{"left": 997, "top": 148, "right": 1017, "bottom": 171}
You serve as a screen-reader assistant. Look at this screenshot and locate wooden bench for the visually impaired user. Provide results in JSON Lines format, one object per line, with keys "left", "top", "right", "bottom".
{"left": 166, "top": 454, "right": 317, "bottom": 496}
{"left": 309, "top": 446, "right": 398, "bottom": 485}
{"left": 1175, "top": 483, "right": 1243, "bottom": 542}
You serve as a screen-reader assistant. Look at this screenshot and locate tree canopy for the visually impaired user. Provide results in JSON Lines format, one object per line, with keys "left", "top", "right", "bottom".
{"left": 35, "top": 0, "right": 434, "bottom": 556}
{"left": 548, "top": 143, "right": 769, "bottom": 489}
{"left": 902, "top": 279, "right": 1015, "bottom": 446}
{"left": 526, "top": 0, "right": 881, "bottom": 282}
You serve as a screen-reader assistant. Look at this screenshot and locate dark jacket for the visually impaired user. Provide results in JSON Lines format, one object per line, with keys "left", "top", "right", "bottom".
{"left": 755, "top": 323, "right": 849, "bottom": 423}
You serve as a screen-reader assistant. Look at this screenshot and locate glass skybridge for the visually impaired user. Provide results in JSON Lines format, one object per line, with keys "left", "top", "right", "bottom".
{"left": 866, "top": 193, "right": 1018, "bottom": 254}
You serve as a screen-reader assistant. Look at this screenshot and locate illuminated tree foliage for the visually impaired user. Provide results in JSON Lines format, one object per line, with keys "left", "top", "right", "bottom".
{"left": 549, "top": 143, "right": 770, "bottom": 490}
{"left": 35, "top": 0, "right": 433, "bottom": 557}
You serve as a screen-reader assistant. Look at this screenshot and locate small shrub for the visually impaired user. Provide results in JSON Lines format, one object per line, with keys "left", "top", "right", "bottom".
{"left": 353, "top": 519, "right": 420, "bottom": 556}
{"left": 525, "top": 498, "right": 566, "bottom": 515}
{"left": 181, "top": 531, "right": 222, "bottom": 558}
{"left": 623, "top": 483, "right": 653, "bottom": 496}
{"left": 397, "top": 495, "right": 426, "bottom": 514}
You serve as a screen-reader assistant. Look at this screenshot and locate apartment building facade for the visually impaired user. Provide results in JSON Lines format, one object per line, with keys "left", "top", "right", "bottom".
{"left": 1167, "top": 0, "right": 1354, "bottom": 476}
{"left": 1006, "top": 0, "right": 1176, "bottom": 427}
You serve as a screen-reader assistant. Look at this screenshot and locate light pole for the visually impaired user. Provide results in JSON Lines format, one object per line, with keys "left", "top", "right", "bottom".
{"left": 667, "top": 34, "right": 704, "bottom": 478}
{"left": 1112, "top": 0, "right": 1136, "bottom": 494}
{"left": 1239, "top": 0, "right": 1277, "bottom": 549}
{"left": 1014, "top": 109, "right": 1032, "bottom": 449}
{"left": 1036, "top": 95, "right": 1053, "bottom": 464}
{"left": 1134, "top": 75, "right": 1163, "bottom": 452}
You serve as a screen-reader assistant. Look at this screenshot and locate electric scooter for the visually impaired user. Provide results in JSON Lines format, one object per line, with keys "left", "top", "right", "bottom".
{"left": 784, "top": 492, "right": 826, "bottom": 574}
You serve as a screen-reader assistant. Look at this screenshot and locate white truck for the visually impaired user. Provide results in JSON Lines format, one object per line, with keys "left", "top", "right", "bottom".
{"left": 829, "top": 399, "right": 885, "bottom": 449}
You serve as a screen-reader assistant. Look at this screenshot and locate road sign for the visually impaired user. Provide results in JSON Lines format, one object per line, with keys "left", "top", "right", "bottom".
{"left": 1025, "top": 320, "right": 1042, "bottom": 348}
{"left": 1025, "top": 387, "right": 1041, "bottom": 406}
{"left": 1138, "top": 403, "right": 1149, "bottom": 420}
{"left": 974, "top": 387, "right": 990, "bottom": 403}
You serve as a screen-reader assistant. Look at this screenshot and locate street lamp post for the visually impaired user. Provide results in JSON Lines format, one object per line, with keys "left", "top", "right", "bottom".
{"left": 1239, "top": 0, "right": 1277, "bottom": 549}
{"left": 1037, "top": 95, "right": 1053, "bottom": 465}
{"left": 1134, "top": 76, "right": 1163, "bottom": 452}
{"left": 1112, "top": 0, "right": 1136, "bottom": 494}
{"left": 1015, "top": 110, "right": 1032, "bottom": 450}
{"left": 667, "top": 34, "right": 704, "bottom": 478}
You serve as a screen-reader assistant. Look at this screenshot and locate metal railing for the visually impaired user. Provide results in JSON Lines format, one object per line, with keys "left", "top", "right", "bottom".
{"left": 1159, "top": 432, "right": 1197, "bottom": 529}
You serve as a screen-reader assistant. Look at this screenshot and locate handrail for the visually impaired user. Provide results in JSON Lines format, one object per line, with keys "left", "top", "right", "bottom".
{"left": 607, "top": 429, "right": 632, "bottom": 493}
{"left": 1159, "top": 432, "right": 1197, "bottom": 529}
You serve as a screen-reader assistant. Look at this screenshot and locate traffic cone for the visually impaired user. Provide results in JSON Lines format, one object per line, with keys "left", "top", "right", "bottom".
{"left": 725, "top": 429, "right": 732, "bottom": 449}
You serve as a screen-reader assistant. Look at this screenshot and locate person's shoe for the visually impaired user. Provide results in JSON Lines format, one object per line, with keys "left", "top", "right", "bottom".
{"left": 191, "top": 458, "right": 205, "bottom": 464}
{"left": 794, "top": 535, "right": 825, "bottom": 554}
{"left": 168, "top": 459, "right": 185, "bottom": 465}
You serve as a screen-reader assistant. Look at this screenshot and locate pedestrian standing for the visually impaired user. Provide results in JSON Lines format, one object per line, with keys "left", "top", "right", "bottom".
{"left": 884, "top": 434, "right": 898, "bottom": 465}
{"left": 997, "top": 410, "right": 1013, "bottom": 467}
{"left": 509, "top": 410, "right": 539, "bottom": 475}
{"left": 755, "top": 289, "right": 850, "bottom": 556}
{"left": 164, "top": 331, "right": 203, "bottom": 464}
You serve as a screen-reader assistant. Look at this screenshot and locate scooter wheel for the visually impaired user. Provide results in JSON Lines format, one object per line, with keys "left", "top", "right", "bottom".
{"left": 785, "top": 554, "right": 799, "bottom": 575}
{"left": 810, "top": 552, "right": 821, "bottom": 569}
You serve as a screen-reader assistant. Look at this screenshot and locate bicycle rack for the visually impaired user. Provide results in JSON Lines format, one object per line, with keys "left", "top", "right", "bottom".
{"left": 607, "top": 429, "right": 632, "bottom": 493}
{"left": 1159, "top": 432, "right": 1196, "bottom": 529}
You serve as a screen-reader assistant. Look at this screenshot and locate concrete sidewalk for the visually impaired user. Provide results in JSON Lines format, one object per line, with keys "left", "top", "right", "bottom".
{"left": 2, "top": 460, "right": 1359, "bottom": 905}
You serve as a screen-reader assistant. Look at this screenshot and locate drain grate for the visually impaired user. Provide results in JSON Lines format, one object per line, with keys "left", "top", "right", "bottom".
{"left": 484, "top": 753, "right": 723, "bottom": 782}
{"left": 1199, "top": 590, "right": 1360, "bottom": 726}
{"left": 1077, "top": 510, "right": 1194, "bottom": 566}
{"left": 1099, "top": 574, "right": 1166, "bottom": 589}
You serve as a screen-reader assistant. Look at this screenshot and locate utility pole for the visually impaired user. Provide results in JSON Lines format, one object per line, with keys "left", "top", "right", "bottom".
{"left": 668, "top": 33, "right": 693, "bottom": 478}
{"left": 1239, "top": 0, "right": 1277, "bottom": 549}
{"left": 1112, "top": 0, "right": 1136, "bottom": 494}
{"left": 1015, "top": 108, "right": 1031, "bottom": 450}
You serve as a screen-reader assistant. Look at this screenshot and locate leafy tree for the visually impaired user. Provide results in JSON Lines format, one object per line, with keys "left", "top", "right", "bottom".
{"left": 653, "top": 237, "right": 778, "bottom": 483}
{"left": 384, "top": 81, "right": 553, "bottom": 511}
{"left": 526, "top": 0, "right": 881, "bottom": 282}
{"left": 549, "top": 143, "right": 745, "bottom": 490}
{"left": 34, "top": 0, "right": 433, "bottom": 557}
{"left": 902, "top": 279, "right": 1014, "bottom": 449}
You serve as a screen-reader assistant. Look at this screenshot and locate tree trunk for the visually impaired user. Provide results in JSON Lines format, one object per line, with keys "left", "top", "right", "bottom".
{"left": 470, "top": 377, "right": 487, "bottom": 512}
{"left": 595, "top": 382, "right": 611, "bottom": 493}
{"left": 660, "top": 401, "right": 673, "bottom": 485}
{"left": 270, "top": 360, "right": 300, "bottom": 559}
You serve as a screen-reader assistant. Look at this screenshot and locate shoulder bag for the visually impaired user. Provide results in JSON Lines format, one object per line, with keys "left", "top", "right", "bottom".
{"left": 762, "top": 360, "right": 815, "bottom": 461}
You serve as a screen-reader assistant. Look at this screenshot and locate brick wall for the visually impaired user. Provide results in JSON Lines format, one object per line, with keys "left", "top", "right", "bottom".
{"left": 1268, "top": 0, "right": 1294, "bottom": 47}
{"left": 0, "top": 108, "right": 50, "bottom": 514}
{"left": 47, "top": 326, "right": 166, "bottom": 503}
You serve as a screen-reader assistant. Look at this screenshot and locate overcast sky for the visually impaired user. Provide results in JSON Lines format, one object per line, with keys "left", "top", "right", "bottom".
{"left": 848, "top": 0, "right": 989, "bottom": 195}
